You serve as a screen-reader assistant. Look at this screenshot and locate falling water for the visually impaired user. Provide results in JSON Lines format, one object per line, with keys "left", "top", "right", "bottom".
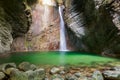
{"left": 59, "top": 5, "right": 67, "bottom": 51}
{"left": 58, "top": 5, "right": 67, "bottom": 65}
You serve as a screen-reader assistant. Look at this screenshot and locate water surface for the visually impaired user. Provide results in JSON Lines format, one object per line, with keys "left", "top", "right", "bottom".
{"left": 0, "top": 51, "right": 119, "bottom": 66}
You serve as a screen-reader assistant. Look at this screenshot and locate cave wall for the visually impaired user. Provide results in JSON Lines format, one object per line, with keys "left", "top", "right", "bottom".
{"left": 0, "top": 0, "right": 30, "bottom": 53}
{"left": 0, "top": 0, "right": 120, "bottom": 55}
{"left": 65, "top": 0, "right": 120, "bottom": 55}
{"left": 0, "top": 0, "right": 65, "bottom": 53}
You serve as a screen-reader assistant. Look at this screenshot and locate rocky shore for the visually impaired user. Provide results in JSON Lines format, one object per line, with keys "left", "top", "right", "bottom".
{"left": 0, "top": 62, "right": 120, "bottom": 80}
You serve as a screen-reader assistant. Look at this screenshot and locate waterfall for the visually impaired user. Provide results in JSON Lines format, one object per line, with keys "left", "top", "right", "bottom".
{"left": 59, "top": 5, "right": 67, "bottom": 51}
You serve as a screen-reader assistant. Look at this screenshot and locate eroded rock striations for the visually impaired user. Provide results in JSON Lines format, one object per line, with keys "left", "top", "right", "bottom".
{"left": 65, "top": 0, "right": 120, "bottom": 55}
{"left": 0, "top": 0, "right": 120, "bottom": 54}
{"left": 0, "top": 0, "right": 32, "bottom": 53}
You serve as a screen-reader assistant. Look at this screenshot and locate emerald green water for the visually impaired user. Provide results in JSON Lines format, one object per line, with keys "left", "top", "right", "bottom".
{"left": 0, "top": 51, "right": 119, "bottom": 66}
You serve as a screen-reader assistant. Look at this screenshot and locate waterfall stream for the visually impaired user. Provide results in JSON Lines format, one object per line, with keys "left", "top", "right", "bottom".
{"left": 59, "top": 5, "right": 67, "bottom": 51}
{"left": 59, "top": 5, "right": 68, "bottom": 64}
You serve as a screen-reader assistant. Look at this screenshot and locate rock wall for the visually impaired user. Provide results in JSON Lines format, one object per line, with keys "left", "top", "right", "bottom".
{"left": 0, "top": 0, "right": 31, "bottom": 53}
{"left": 65, "top": 0, "right": 120, "bottom": 55}
{"left": 11, "top": 0, "right": 61, "bottom": 52}
{"left": 0, "top": 8, "right": 13, "bottom": 53}
{"left": 0, "top": 0, "right": 120, "bottom": 55}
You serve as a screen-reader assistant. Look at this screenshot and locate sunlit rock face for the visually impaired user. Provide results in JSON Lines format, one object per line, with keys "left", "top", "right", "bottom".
{"left": 11, "top": 0, "right": 60, "bottom": 51}
{"left": 64, "top": 0, "right": 86, "bottom": 50}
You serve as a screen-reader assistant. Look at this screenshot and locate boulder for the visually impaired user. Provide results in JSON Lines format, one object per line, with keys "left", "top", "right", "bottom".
{"left": 35, "top": 68, "right": 45, "bottom": 76}
{"left": 44, "top": 77, "right": 49, "bottom": 80}
{"left": 66, "top": 73, "right": 78, "bottom": 80}
{"left": 103, "top": 70, "right": 120, "bottom": 80}
{"left": 51, "top": 74, "right": 64, "bottom": 80}
{"left": 25, "top": 68, "right": 45, "bottom": 80}
{"left": 50, "top": 67, "right": 60, "bottom": 74}
{"left": 10, "top": 68, "right": 28, "bottom": 80}
{"left": 59, "top": 71, "right": 65, "bottom": 75}
{"left": 112, "top": 66, "right": 120, "bottom": 71}
{"left": 74, "top": 72, "right": 81, "bottom": 78}
{"left": 67, "top": 75, "right": 78, "bottom": 80}
{"left": 30, "top": 64, "right": 37, "bottom": 70}
{"left": 18, "top": 62, "right": 37, "bottom": 71}
{"left": 92, "top": 71, "right": 104, "bottom": 80}
{"left": 5, "top": 68, "right": 17, "bottom": 75}
{"left": 0, "top": 63, "right": 16, "bottom": 73}
{"left": 0, "top": 72, "right": 6, "bottom": 80}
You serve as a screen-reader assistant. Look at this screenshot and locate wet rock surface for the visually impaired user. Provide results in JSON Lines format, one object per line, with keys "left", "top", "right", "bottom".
{"left": 0, "top": 63, "right": 16, "bottom": 73}
{"left": 10, "top": 68, "right": 28, "bottom": 80}
{"left": 0, "top": 72, "right": 5, "bottom": 80}
{"left": 92, "top": 71, "right": 104, "bottom": 80}
{"left": 50, "top": 67, "right": 60, "bottom": 74}
{"left": 103, "top": 66, "right": 120, "bottom": 80}
{"left": 18, "top": 62, "right": 37, "bottom": 71}
{"left": 103, "top": 70, "right": 120, "bottom": 80}
{"left": 25, "top": 68, "right": 45, "bottom": 80}
{"left": 0, "top": 62, "right": 120, "bottom": 80}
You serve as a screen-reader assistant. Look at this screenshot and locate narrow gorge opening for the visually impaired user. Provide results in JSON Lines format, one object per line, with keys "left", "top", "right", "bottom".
{"left": 0, "top": 0, "right": 120, "bottom": 79}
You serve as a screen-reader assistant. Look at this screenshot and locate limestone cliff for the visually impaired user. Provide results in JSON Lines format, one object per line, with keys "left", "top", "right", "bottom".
{"left": 65, "top": 0, "right": 120, "bottom": 55}
{"left": 0, "top": 0, "right": 30, "bottom": 53}
{"left": 0, "top": 0, "right": 120, "bottom": 55}
{"left": 11, "top": 0, "right": 61, "bottom": 52}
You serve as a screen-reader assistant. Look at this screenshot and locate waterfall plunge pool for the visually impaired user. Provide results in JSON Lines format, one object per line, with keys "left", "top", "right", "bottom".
{"left": 0, "top": 51, "right": 119, "bottom": 67}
